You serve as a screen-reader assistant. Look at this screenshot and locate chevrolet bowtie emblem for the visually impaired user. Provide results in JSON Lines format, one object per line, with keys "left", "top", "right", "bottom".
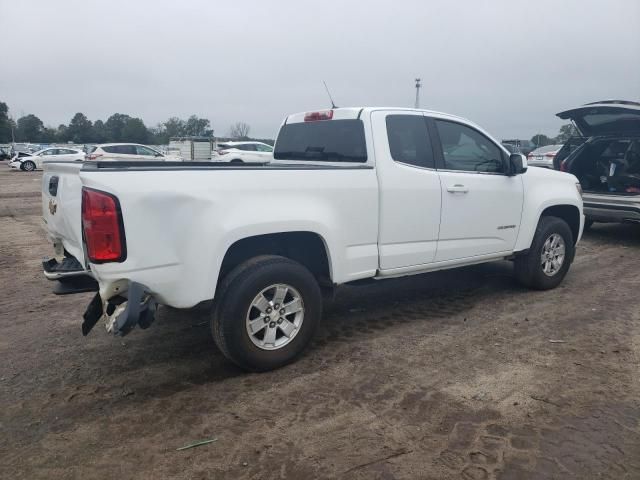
{"left": 48, "top": 199, "right": 57, "bottom": 215}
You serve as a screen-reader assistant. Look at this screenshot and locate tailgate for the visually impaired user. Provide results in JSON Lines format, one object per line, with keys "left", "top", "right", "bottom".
{"left": 42, "top": 162, "right": 86, "bottom": 267}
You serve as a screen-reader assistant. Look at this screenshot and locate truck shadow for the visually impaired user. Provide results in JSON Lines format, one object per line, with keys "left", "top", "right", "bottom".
{"left": 115, "top": 261, "right": 521, "bottom": 391}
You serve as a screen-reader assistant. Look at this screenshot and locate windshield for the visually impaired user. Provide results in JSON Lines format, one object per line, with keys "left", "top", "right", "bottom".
{"left": 274, "top": 119, "right": 367, "bottom": 163}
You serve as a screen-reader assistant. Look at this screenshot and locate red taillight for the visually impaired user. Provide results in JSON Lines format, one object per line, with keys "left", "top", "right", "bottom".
{"left": 527, "top": 154, "right": 533, "bottom": 159}
{"left": 544, "top": 152, "right": 556, "bottom": 158}
{"left": 304, "top": 110, "right": 334, "bottom": 122}
{"left": 86, "top": 153, "right": 103, "bottom": 160}
{"left": 560, "top": 160, "right": 567, "bottom": 172}
{"left": 218, "top": 149, "right": 229, "bottom": 155}
{"left": 81, "top": 188, "right": 126, "bottom": 263}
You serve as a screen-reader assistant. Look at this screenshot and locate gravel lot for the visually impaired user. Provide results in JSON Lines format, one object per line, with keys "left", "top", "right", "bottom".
{"left": 1, "top": 166, "right": 639, "bottom": 480}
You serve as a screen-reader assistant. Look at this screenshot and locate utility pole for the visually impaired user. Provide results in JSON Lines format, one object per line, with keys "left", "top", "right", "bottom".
{"left": 414, "top": 78, "right": 421, "bottom": 109}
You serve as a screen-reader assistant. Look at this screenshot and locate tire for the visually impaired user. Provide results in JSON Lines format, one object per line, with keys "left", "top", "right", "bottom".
{"left": 212, "top": 255, "right": 322, "bottom": 371}
{"left": 22, "top": 160, "right": 36, "bottom": 171}
{"left": 584, "top": 218, "right": 594, "bottom": 231}
{"left": 514, "top": 216, "right": 575, "bottom": 290}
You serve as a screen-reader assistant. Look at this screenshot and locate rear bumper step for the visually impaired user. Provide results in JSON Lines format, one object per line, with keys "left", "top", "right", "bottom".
{"left": 42, "top": 257, "right": 91, "bottom": 281}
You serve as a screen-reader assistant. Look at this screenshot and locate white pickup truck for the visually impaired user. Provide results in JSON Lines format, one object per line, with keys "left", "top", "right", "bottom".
{"left": 42, "top": 107, "right": 584, "bottom": 371}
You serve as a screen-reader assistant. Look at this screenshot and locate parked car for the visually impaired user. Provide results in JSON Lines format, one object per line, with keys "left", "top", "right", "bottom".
{"left": 10, "top": 147, "right": 85, "bottom": 171}
{"left": 213, "top": 141, "right": 273, "bottom": 163}
{"left": 41, "top": 106, "right": 583, "bottom": 371}
{"left": 502, "top": 140, "right": 535, "bottom": 156}
{"left": 7, "top": 151, "right": 32, "bottom": 168}
{"left": 86, "top": 143, "right": 182, "bottom": 161}
{"left": 527, "top": 145, "right": 564, "bottom": 169}
{"left": 555, "top": 100, "right": 640, "bottom": 228}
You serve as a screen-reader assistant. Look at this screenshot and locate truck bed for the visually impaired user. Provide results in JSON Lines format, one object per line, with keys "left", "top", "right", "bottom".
{"left": 42, "top": 159, "right": 380, "bottom": 308}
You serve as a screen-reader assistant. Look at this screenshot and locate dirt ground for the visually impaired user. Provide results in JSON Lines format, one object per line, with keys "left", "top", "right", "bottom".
{"left": 1, "top": 166, "right": 639, "bottom": 480}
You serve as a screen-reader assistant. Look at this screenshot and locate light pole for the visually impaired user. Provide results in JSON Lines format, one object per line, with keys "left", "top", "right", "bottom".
{"left": 414, "top": 78, "right": 421, "bottom": 109}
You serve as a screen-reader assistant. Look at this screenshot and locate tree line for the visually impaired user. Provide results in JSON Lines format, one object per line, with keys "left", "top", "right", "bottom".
{"left": 0, "top": 100, "right": 221, "bottom": 145}
{"left": 530, "top": 124, "right": 579, "bottom": 147}
{"left": 1, "top": 99, "right": 575, "bottom": 148}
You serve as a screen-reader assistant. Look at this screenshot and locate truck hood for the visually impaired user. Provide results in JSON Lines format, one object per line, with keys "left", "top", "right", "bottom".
{"left": 556, "top": 101, "right": 640, "bottom": 137}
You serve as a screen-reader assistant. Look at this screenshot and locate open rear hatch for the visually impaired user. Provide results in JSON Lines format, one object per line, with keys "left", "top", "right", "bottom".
{"left": 556, "top": 100, "right": 640, "bottom": 137}
{"left": 557, "top": 103, "right": 640, "bottom": 197}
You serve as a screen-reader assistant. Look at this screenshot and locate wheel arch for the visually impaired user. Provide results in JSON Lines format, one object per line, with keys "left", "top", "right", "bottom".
{"left": 217, "top": 231, "right": 333, "bottom": 289}
{"left": 540, "top": 204, "right": 581, "bottom": 245}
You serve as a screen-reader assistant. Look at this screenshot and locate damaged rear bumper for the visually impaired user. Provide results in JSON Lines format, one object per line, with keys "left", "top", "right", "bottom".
{"left": 82, "top": 282, "right": 158, "bottom": 337}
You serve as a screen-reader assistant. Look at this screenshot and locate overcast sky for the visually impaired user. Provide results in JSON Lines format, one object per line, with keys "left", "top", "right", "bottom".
{"left": 2, "top": 0, "right": 639, "bottom": 140}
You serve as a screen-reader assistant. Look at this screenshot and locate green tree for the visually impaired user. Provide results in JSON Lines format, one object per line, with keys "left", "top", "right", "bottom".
{"left": 530, "top": 134, "right": 553, "bottom": 148}
{"left": 0, "top": 102, "right": 12, "bottom": 142}
{"left": 67, "top": 112, "right": 93, "bottom": 143}
{"left": 184, "top": 115, "right": 212, "bottom": 137}
{"left": 41, "top": 127, "right": 58, "bottom": 143}
{"left": 122, "top": 117, "right": 148, "bottom": 143}
{"left": 555, "top": 124, "right": 579, "bottom": 143}
{"left": 104, "top": 113, "right": 132, "bottom": 142}
{"left": 55, "top": 124, "right": 69, "bottom": 142}
{"left": 16, "top": 114, "right": 45, "bottom": 142}
{"left": 92, "top": 120, "right": 107, "bottom": 143}
{"left": 151, "top": 117, "right": 186, "bottom": 144}
{"left": 163, "top": 117, "right": 186, "bottom": 137}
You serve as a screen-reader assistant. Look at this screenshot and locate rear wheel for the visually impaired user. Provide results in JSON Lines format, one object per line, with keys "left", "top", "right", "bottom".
{"left": 515, "top": 216, "right": 575, "bottom": 290}
{"left": 212, "top": 255, "right": 322, "bottom": 371}
{"left": 22, "top": 160, "right": 36, "bottom": 171}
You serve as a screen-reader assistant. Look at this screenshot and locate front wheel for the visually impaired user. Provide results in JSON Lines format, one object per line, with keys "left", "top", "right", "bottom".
{"left": 212, "top": 255, "right": 322, "bottom": 371}
{"left": 21, "top": 160, "right": 36, "bottom": 171}
{"left": 515, "top": 216, "right": 575, "bottom": 290}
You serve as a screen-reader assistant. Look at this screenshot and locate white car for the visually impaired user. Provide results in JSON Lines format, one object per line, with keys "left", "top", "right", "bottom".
{"left": 86, "top": 143, "right": 182, "bottom": 162}
{"left": 527, "top": 144, "right": 564, "bottom": 169}
{"left": 42, "top": 107, "right": 583, "bottom": 371}
{"left": 10, "top": 147, "right": 85, "bottom": 171}
{"left": 213, "top": 141, "right": 273, "bottom": 163}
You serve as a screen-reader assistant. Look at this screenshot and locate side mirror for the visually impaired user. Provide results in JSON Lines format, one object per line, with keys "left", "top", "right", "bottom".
{"left": 509, "top": 153, "right": 528, "bottom": 175}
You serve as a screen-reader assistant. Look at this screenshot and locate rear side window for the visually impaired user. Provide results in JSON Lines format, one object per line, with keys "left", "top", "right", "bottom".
{"left": 385, "top": 115, "right": 434, "bottom": 168}
{"left": 274, "top": 119, "right": 367, "bottom": 163}
{"left": 135, "top": 145, "right": 158, "bottom": 156}
{"left": 104, "top": 145, "right": 136, "bottom": 155}
{"left": 434, "top": 120, "right": 504, "bottom": 173}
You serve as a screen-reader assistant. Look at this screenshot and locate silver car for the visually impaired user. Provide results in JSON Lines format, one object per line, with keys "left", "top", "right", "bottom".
{"left": 556, "top": 100, "right": 640, "bottom": 228}
{"left": 527, "top": 144, "right": 564, "bottom": 169}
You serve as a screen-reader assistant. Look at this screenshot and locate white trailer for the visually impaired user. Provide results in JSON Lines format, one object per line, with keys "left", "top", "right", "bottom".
{"left": 169, "top": 137, "right": 213, "bottom": 161}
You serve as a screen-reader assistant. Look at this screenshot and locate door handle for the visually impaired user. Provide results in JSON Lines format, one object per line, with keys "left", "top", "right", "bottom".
{"left": 446, "top": 184, "right": 469, "bottom": 193}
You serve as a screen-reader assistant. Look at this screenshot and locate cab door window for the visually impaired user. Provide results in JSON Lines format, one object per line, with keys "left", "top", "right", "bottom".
{"left": 385, "top": 115, "right": 435, "bottom": 168}
{"left": 434, "top": 120, "right": 505, "bottom": 173}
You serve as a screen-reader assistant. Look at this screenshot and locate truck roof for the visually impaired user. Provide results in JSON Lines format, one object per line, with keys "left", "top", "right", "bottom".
{"left": 284, "top": 107, "right": 471, "bottom": 125}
